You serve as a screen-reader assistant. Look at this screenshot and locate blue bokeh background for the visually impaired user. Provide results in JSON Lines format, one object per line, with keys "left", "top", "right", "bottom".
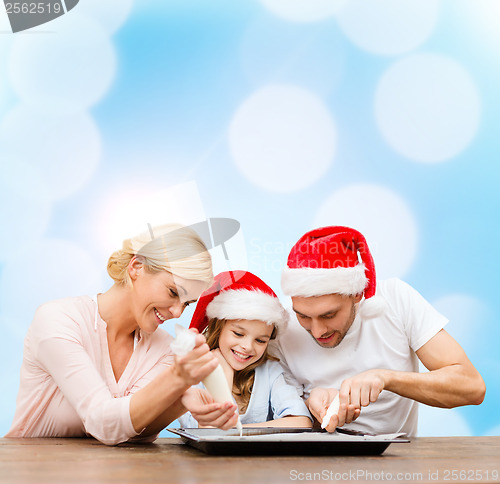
{"left": 1, "top": 0, "right": 498, "bottom": 437}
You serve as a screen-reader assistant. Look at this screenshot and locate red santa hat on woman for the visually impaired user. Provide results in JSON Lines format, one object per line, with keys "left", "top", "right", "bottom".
{"left": 281, "top": 226, "right": 387, "bottom": 319}
{"left": 190, "top": 270, "right": 288, "bottom": 333}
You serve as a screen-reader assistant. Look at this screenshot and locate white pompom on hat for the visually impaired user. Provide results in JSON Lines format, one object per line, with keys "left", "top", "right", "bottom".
{"left": 281, "top": 226, "right": 387, "bottom": 318}
{"left": 190, "top": 270, "right": 287, "bottom": 333}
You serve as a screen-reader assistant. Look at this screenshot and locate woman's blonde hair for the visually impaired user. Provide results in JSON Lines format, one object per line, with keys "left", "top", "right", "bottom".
{"left": 204, "top": 318, "right": 278, "bottom": 414}
{"left": 107, "top": 223, "right": 213, "bottom": 286}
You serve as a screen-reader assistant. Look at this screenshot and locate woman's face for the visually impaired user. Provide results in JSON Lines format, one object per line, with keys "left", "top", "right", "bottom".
{"left": 129, "top": 259, "right": 208, "bottom": 333}
{"left": 218, "top": 319, "right": 274, "bottom": 372}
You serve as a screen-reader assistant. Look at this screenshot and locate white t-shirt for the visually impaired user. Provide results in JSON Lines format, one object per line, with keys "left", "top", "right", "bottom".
{"left": 271, "top": 278, "right": 448, "bottom": 437}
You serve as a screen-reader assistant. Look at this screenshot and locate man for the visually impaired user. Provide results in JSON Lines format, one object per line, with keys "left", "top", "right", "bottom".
{"left": 273, "top": 226, "right": 485, "bottom": 436}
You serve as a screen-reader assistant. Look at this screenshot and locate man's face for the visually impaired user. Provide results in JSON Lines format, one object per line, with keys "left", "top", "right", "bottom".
{"left": 291, "top": 293, "right": 361, "bottom": 348}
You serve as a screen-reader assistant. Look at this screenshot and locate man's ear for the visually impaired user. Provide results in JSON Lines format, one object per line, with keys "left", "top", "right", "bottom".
{"left": 128, "top": 256, "right": 143, "bottom": 281}
{"left": 353, "top": 293, "right": 363, "bottom": 303}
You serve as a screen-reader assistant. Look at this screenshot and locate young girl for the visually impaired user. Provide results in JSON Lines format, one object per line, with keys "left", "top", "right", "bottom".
{"left": 178, "top": 270, "right": 312, "bottom": 428}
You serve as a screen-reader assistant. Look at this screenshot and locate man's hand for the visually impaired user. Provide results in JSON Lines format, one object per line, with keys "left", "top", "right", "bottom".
{"left": 306, "top": 387, "right": 343, "bottom": 432}
{"left": 332, "top": 369, "right": 386, "bottom": 428}
{"left": 307, "top": 369, "right": 386, "bottom": 432}
{"left": 172, "top": 333, "right": 219, "bottom": 386}
{"left": 181, "top": 388, "right": 239, "bottom": 430}
{"left": 338, "top": 369, "right": 386, "bottom": 416}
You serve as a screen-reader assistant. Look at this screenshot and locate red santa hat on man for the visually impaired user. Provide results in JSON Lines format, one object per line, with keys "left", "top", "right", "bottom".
{"left": 190, "top": 270, "right": 288, "bottom": 333}
{"left": 281, "top": 226, "right": 387, "bottom": 319}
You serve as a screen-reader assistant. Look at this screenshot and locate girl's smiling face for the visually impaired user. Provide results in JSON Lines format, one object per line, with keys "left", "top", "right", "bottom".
{"left": 218, "top": 319, "right": 274, "bottom": 371}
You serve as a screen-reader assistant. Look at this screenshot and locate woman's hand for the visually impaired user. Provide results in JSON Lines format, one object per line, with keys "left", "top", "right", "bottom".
{"left": 181, "top": 388, "right": 239, "bottom": 430}
{"left": 172, "top": 333, "right": 219, "bottom": 386}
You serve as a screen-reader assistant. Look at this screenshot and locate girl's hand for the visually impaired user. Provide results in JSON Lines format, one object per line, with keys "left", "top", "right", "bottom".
{"left": 172, "top": 333, "right": 219, "bottom": 386}
{"left": 181, "top": 388, "right": 239, "bottom": 430}
{"left": 211, "top": 348, "right": 234, "bottom": 389}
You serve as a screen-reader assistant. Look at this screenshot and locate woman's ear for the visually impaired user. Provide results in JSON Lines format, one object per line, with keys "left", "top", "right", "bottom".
{"left": 128, "top": 256, "right": 143, "bottom": 281}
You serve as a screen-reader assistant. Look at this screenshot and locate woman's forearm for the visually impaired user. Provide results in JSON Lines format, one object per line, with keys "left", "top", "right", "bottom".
{"left": 130, "top": 365, "right": 190, "bottom": 433}
{"left": 130, "top": 335, "right": 221, "bottom": 434}
{"left": 136, "top": 399, "right": 187, "bottom": 438}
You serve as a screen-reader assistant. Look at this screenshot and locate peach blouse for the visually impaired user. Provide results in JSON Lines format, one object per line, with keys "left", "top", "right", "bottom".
{"left": 6, "top": 296, "right": 174, "bottom": 445}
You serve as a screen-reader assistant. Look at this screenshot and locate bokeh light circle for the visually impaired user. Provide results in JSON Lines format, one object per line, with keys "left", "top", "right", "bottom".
{"left": 375, "top": 53, "right": 480, "bottom": 163}
{"left": 336, "top": 0, "right": 439, "bottom": 56}
{"left": 259, "top": 0, "right": 346, "bottom": 23}
{"left": 75, "top": 0, "right": 134, "bottom": 34}
{"left": 9, "top": 13, "right": 116, "bottom": 114}
{"left": 0, "top": 105, "right": 101, "bottom": 200}
{"left": 229, "top": 85, "right": 336, "bottom": 193}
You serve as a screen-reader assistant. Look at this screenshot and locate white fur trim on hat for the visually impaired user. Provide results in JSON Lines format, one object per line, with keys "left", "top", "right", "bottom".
{"left": 357, "top": 295, "right": 388, "bottom": 319}
{"left": 281, "top": 264, "right": 367, "bottom": 298}
{"left": 206, "top": 290, "right": 287, "bottom": 328}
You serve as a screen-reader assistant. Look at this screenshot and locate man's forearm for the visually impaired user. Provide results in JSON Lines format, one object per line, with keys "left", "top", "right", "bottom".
{"left": 383, "top": 364, "right": 485, "bottom": 408}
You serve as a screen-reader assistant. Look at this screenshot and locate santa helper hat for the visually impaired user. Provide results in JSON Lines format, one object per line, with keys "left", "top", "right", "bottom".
{"left": 281, "top": 226, "right": 387, "bottom": 319}
{"left": 190, "top": 270, "right": 288, "bottom": 333}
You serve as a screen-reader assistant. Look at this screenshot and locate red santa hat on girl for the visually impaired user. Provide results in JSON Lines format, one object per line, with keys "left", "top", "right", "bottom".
{"left": 281, "top": 226, "right": 387, "bottom": 319}
{"left": 190, "top": 270, "right": 288, "bottom": 333}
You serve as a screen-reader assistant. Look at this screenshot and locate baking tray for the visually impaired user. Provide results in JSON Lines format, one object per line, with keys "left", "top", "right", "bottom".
{"left": 168, "top": 427, "right": 410, "bottom": 455}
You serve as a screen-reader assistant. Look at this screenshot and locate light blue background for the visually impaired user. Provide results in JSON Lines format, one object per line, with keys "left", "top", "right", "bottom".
{"left": 0, "top": 0, "right": 498, "bottom": 438}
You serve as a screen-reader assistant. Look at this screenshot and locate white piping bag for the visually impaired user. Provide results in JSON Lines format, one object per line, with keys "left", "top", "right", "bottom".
{"left": 321, "top": 394, "right": 340, "bottom": 430}
{"left": 171, "top": 324, "right": 243, "bottom": 436}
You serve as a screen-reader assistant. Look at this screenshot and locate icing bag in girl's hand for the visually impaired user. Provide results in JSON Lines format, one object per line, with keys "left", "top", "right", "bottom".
{"left": 171, "top": 324, "right": 243, "bottom": 436}
{"left": 321, "top": 394, "right": 340, "bottom": 430}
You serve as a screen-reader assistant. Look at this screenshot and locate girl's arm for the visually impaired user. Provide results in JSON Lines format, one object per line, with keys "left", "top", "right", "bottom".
{"left": 252, "top": 361, "right": 313, "bottom": 429}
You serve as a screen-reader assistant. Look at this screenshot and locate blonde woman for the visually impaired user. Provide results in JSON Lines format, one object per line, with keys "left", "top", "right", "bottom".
{"left": 6, "top": 224, "right": 239, "bottom": 445}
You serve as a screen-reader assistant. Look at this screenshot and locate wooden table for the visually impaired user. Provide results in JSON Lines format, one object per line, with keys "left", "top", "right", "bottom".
{"left": 1, "top": 437, "right": 499, "bottom": 484}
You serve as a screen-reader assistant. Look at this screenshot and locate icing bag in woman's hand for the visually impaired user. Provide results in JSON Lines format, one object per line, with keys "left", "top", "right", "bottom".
{"left": 171, "top": 324, "right": 243, "bottom": 435}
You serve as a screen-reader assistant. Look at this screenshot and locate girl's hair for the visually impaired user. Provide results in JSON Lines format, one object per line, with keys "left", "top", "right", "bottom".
{"left": 204, "top": 318, "right": 279, "bottom": 413}
{"left": 107, "top": 223, "right": 213, "bottom": 286}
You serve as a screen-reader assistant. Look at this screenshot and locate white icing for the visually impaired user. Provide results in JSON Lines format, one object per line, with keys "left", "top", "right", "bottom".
{"left": 321, "top": 394, "right": 340, "bottom": 429}
{"left": 170, "top": 324, "right": 197, "bottom": 356}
